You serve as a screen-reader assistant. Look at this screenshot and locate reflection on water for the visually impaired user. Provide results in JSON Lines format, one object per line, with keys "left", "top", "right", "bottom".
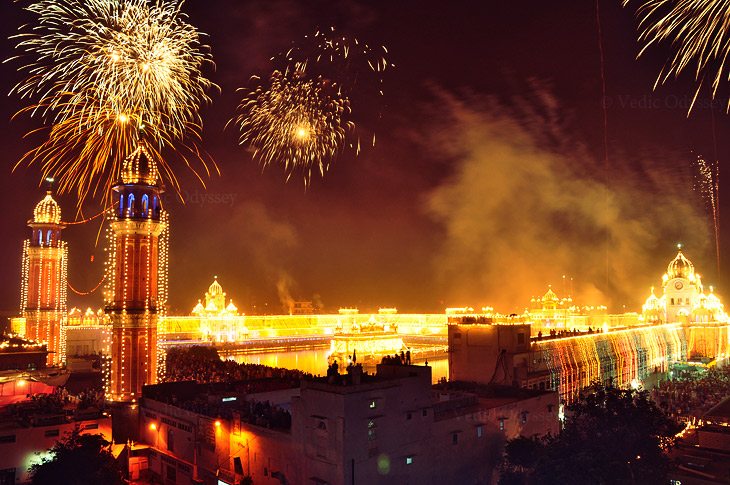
{"left": 225, "top": 348, "right": 448, "bottom": 384}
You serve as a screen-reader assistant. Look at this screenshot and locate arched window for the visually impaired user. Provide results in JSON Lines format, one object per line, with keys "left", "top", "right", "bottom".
{"left": 152, "top": 196, "right": 158, "bottom": 215}
{"left": 46, "top": 230, "right": 52, "bottom": 245}
{"left": 141, "top": 194, "right": 149, "bottom": 216}
{"left": 128, "top": 194, "right": 135, "bottom": 215}
{"left": 119, "top": 193, "right": 125, "bottom": 216}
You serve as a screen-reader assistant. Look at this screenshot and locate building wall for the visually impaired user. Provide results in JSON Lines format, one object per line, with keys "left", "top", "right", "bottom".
{"left": 0, "top": 416, "right": 111, "bottom": 484}
{"left": 448, "top": 324, "right": 531, "bottom": 386}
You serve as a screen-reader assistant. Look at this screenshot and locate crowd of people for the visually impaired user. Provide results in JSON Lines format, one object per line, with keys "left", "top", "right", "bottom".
{"left": 163, "top": 346, "right": 312, "bottom": 386}
{"left": 651, "top": 367, "right": 730, "bottom": 421}
{"left": 536, "top": 327, "right": 602, "bottom": 340}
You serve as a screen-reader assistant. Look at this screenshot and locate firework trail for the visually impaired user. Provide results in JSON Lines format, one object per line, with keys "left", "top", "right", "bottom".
{"left": 625, "top": 0, "right": 730, "bottom": 112}
{"left": 8, "top": 0, "right": 216, "bottom": 205}
{"left": 693, "top": 155, "right": 721, "bottom": 274}
{"left": 233, "top": 27, "right": 390, "bottom": 185}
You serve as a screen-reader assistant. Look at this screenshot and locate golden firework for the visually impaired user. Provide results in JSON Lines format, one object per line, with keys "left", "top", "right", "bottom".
{"left": 9, "top": 0, "right": 217, "bottom": 206}
{"left": 626, "top": 0, "right": 730, "bottom": 111}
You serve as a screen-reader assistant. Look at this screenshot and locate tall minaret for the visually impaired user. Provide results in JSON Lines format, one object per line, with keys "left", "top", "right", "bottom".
{"left": 105, "top": 145, "right": 168, "bottom": 402}
{"left": 20, "top": 191, "right": 68, "bottom": 366}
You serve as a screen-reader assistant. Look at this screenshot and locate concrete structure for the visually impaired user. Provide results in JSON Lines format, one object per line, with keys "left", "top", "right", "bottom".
{"left": 0, "top": 399, "right": 111, "bottom": 484}
{"left": 19, "top": 191, "right": 67, "bottom": 366}
{"left": 136, "top": 365, "right": 557, "bottom": 485}
{"left": 105, "top": 145, "right": 168, "bottom": 402}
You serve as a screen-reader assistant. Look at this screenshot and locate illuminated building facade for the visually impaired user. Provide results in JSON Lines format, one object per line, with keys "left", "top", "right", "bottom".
{"left": 19, "top": 191, "right": 68, "bottom": 366}
{"left": 642, "top": 248, "right": 729, "bottom": 324}
{"left": 105, "top": 145, "right": 169, "bottom": 402}
{"left": 190, "top": 277, "right": 246, "bottom": 342}
{"left": 65, "top": 307, "right": 111, "bottom": 358}
{"left": 450, "top": 248, "right": 730, "bottom": 402}
{"left": 449, "top": 321, "right": 687, "bottom": 403}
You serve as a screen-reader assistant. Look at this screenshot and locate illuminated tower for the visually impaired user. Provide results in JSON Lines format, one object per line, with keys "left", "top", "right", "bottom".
{"left": 20, "top": 192, "right": 68, "bottom": 366}
{"left": 105, "top": 145, "right": 169, "bottom": 402}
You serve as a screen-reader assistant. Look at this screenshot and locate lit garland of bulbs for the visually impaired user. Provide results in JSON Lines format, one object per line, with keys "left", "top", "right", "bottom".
{"left": 104, "top": 145, "right": 168, "bottom": 402}
{"left": 19, "top": 193, "right": 68, "bottom": 366}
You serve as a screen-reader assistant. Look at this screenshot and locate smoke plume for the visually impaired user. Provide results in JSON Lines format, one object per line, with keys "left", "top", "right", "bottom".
{"left": 424, "top": 88, "right": 710, "bottom": 312}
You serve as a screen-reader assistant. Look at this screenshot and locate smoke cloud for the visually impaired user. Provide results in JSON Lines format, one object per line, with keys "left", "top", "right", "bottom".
{"left": 424, "top": 88, "right": 711, "bottom": 312}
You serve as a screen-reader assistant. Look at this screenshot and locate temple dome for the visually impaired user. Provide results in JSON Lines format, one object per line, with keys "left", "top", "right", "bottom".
{"left": 33, "top": 192, "right": 61, "bottom": 224}
{"left": 121, "top": 144, "right": 159, "bottom": 185}
{"left": 542, "top": 287, "right": 559, "bottom": 302}
{"left": 667, "top": 250, "right": 694, "bottom": 280}
{"left": 208, "top": 277, "right": 223, "bottom": 297}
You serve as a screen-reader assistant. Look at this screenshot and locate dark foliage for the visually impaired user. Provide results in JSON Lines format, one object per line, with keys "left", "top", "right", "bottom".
{"left": 500, "top": 383, "right": 681, "bottom": 485}
{"left": 29, "top": 428, "right": 124, "bottom": 485}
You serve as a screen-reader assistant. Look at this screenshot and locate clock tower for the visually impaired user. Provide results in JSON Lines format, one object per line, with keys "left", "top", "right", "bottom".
{"left": 662, "top": 246, "right": 702, "bottom": 323}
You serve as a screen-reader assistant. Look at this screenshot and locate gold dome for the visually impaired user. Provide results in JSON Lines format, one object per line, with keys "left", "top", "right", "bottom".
{"left": 33, "top": 191, "right": 61, "bottom": 224}
{"left": 208, "top": 277, "right": 223, "bottom": 296}
{"left": 667, "top": 250, "right": 694, "bottom": 280}
{"left": 121, "top": 144, "right": 159, "bottom": 185}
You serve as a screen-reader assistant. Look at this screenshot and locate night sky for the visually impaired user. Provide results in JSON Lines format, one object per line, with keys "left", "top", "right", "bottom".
{"left": 1, "top": 0, "right": 729, "bottom": 315}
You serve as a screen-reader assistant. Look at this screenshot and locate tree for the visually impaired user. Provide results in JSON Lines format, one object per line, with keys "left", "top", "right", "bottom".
{"left": 500, "top": 383, "right": 682, "bottom": 485}
{"left": 29, "top": 428, "right": 124, "bottom": 485}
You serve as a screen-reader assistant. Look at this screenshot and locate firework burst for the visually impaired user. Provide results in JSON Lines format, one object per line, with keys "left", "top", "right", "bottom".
{"left": 9, "top": 0, "right": 216, "bottom": 205}
{"left": 625, "top": 0, "right": 730, "bottom": 111}
{"left": 233, "top": 27, "right": 390, "bottom": 184}
{"left": 233, "top": 69, "right": 352, "bottom": 182}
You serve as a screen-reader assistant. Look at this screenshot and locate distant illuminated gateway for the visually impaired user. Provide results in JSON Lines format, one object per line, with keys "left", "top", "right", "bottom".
{"left": 642, "top": 247, "right": 728, "bottom": 324}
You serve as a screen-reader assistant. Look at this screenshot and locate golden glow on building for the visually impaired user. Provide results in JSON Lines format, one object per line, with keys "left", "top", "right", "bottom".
{"left": 105, "top": 145, "right": 168, "bottom": 402}
{"left": 19, "top": 191, "right": 67, "bottom": 366}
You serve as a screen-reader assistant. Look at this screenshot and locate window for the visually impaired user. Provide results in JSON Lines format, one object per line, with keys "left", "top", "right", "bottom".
{"left": 521, "top": 412, "right": 528, "bottom": 424}
{"left": 128, "top": 194, "right": 135, "bottom": 213}
{"left": 166, "top": 465, "right": 176, "bottom": 481}
{"left": 46, "top": 230, "right": 52, "bottom": 245}
{"left": 369, "top": 400, "right": 377, "bottom": 409}
{"left": 452, "top": 433, "right": 458, "bottom": 445}
{"left": 406, "top": 412, "right": 412, "bottom": 420}
{"left": 0, "top": 435, "right": 16, "bottom": 444}
{"left": 406, "top": 456, "right": 413, "bottom": 465}
{"left": 167, "top": 429, "right": 175, "bottom": 452}
{"left": 499, "top": 419, "right": 505, "bottom": 432}
{"left": 670, "top": 298, "right": 675, "bottom": 305}
{"left": 44, "top": 429, "right": 59, "bottom": 438}
{"left": 517, "top": 333, "right": 525, "bottom": 344}
{"left": 141, "top": 194, "right": 149, "bottom": 216}
{"left": 547, "top": 404, "right": 553, "bottom": 413}
{"left": 476, "top": 425, "right": 483, "bottom": 438}
{"left": 84, "top": 423, "right": 98, "bottom": 430}
{"left": 422, "top": 409, "right": 428, "bottom": 417}
{"left": 119, "top": 194, "right": 124, "bottom": 216}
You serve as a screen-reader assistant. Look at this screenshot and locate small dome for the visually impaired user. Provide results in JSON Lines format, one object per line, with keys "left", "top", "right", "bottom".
{"left": 667, "top": 250, "right": 694, "bottom": 280}
{"left": 121, "top": 144, "right": 159, "bottom": 185}
{"left": 192, "top": 300, "right": 204, "bottom": 315}
{"left": 542, "top": 287, "right": 559, "bottom": 302}
{"left": 208, "top": 277, "right": 223, "bottom": 296}
{"left": 226, "top": 300, "right": 238, "bottom": 313}
{"left": 33, "top": 191, "right": 61, "bottom": 224}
